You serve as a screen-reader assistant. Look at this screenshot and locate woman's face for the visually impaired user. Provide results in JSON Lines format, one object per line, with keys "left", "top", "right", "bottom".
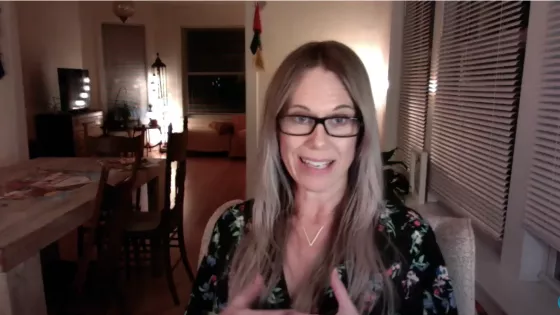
{"left": 279, "top": 67, "right": 358, "bottom": 193}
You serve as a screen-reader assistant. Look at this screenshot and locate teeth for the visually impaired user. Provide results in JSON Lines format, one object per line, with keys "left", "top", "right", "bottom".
{"left": 301, "top": 158, "right": 332, "bottom": 169}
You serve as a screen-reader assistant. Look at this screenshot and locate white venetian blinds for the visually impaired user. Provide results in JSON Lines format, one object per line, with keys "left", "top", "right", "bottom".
{"left": 524, "top": 2, "right": 560, "bottom": 251}
{"left": 397, "top": 1, "right": 435, "bottom": 165}
{"left": 428, "top": 1, "right": 528, "bottom": 240}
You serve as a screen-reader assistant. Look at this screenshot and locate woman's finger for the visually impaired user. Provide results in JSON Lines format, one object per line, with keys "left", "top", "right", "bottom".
{"left": 229, "top": 274, "right": 265, "bottom": 308}
{"left": 330, "top": 269, "right": 359, "bottom": 314}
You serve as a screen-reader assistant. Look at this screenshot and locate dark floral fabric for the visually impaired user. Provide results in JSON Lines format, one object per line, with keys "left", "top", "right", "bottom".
{"left": 185, "top": 200, "right": 458, "bottom": 315}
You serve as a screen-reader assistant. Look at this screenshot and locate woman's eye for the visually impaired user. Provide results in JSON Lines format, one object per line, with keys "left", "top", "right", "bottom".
{"left": 331, "top": 117, "right": 350, "bottom": 125}
{"left": 292, "top": 116, "right": 312, "bottom": 124}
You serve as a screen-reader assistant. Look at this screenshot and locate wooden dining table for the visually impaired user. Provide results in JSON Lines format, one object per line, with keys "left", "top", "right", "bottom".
{"left": 0, "top": 157, "right": 165, "bottom": 315}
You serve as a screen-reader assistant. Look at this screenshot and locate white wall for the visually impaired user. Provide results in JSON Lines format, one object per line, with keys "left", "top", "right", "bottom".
{"left": 244, "top": 1, "right": 397, "bottom": 197}
{"left": 79, "top": 1, "right": 158, "bottom": 115}
{"left": 16, "top": 1, "right": 83, "bottom": 139}
{"left": 0, "top": 2, "right": 29, "bottom": 166}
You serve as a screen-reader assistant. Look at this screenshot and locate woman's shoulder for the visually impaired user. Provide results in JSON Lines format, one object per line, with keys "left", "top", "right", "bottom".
{"left": 217, "top": 199, "right": 253, "bottom": 221}
{"left": 377, "top": 200, "right": 433, "bottom": 242}
{"left": 212, "top": 199, "right": 254, "bottom": 236}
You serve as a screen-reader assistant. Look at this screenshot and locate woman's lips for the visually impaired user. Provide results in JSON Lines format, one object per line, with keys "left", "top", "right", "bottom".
{"left": 299, "top": 157, "right": 335, "bottom": 170}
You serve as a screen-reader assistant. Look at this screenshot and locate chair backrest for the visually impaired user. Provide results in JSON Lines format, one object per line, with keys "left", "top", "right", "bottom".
{"left": 198, "top": 199, "right": 244, "bottom": 269}
{"left": 73, "top": 165, "right": 110, "bottom": 292}
{"left": 95, "top": 165, "right": 138, "bottom": 285}
{"left": 163, "top": 125, "right": 188, "bottom": 219}
{"left": 84, "top": 125, "right": 145, "bottom": 159}
{"left": 425, "top": 215, "right": 476, "bottom": 315}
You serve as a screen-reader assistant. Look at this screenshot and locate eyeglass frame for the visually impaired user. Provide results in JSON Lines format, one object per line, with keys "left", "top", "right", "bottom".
{"left": 277, "top": 114, "right": 363, "bottom": 138}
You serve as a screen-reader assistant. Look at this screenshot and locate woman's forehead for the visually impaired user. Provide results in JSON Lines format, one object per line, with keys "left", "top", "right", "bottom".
{"left": 289, "top": 68, "right": 353, "bottom": 111}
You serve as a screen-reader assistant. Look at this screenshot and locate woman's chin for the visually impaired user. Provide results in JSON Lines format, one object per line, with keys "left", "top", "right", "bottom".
{"left": 296, "top": 177, "right": 341, "bottom": 193}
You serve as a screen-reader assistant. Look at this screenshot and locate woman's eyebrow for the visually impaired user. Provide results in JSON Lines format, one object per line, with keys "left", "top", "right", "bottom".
{"left": 289, "top": 104, "right": 311, "bottom": 111}
{"left": 289, "top": 104, "right": 354, "bottom": 111}
{"left": 333, "top": 104, "right": 354, "bottom": 111}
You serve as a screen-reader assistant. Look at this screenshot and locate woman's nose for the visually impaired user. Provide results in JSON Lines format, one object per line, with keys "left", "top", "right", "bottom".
{"left": 307, "top": 123, "right": 328, "bottom": 148}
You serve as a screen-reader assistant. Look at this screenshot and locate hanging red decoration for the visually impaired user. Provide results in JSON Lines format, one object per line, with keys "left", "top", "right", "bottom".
{"left": 249, "top": 2, "right": 264, "bottom": 71}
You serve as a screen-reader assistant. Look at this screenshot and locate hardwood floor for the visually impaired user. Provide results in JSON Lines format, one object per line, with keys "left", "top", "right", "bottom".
{"left": 122, "top": 156, "right": 246, "bottom": 314}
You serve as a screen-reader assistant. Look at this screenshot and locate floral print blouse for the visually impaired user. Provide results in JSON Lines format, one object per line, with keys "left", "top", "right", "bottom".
{"left": 185, "top": 200, "right": 457, "bottom": 315}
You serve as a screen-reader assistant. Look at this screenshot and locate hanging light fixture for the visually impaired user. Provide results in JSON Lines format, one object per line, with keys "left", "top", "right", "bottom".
{"left": 113, "top": 1, "right": 135, "bottom": 23}
{"left": 150, "top": 53, "right": 169, "bottom": 152}
{"left": 151, "top": 53, "right": 167, "bottom": 107}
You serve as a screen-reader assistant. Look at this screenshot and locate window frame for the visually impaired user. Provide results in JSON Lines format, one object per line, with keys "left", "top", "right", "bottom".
{"left": 181, "top": 26, "right": 246, "bottom": 115}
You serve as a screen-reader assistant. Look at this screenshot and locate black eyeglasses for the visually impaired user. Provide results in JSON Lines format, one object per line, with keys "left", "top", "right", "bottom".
{"left": 277, "top": 115, "right": 362, "bottom": 137}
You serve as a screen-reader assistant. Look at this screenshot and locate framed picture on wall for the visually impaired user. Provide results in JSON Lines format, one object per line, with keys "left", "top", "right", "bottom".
{"left": 409, "top": 148, "right": 429, "bottom": 205}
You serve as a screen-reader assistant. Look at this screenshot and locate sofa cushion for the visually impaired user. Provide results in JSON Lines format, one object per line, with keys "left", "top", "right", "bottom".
{"left": 208, "top": 121, "right": 234, "bottom": 135}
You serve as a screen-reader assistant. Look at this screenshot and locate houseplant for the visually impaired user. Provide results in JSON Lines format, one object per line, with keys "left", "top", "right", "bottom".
{"left": 382, "top": 148, "right": 410, "bottom": 204}
{"left": 102, "top": 102, "right": 138, "bottom": 133}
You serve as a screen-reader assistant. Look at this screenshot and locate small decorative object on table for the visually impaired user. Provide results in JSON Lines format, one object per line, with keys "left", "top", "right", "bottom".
{"left": 0, "top": 169, "right": 94, "bottom": 200}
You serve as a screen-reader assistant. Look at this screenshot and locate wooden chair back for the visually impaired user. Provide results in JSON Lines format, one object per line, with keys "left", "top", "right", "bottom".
{"left": 83, "top": 127, "right": 144, "bottom": 188}
{"left": 84, "top": 127, "right": 145, "bottom": 159}
{"left": 72, "top": 165, "right": 110, "bottom": 292}
{"left": 93, "top": 164, "right": 138, "bottom": 312}
{"left": 163, "top": 124, "right": 188, "bottom": 224}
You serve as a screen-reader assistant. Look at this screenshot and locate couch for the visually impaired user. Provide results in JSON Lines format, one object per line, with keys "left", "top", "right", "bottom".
{"left": 186, "top": 115, "right": 234, "bottom": 153}
{"left": 186, "top": 114, "right": 245, "bottom": 158}
{"left": 229, "top": 114, "right": 246, "bottom": 158}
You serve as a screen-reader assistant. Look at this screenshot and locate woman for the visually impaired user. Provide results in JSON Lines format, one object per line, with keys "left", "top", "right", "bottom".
{"left": 186, "top": 41, "right": 457, "bottom": 315}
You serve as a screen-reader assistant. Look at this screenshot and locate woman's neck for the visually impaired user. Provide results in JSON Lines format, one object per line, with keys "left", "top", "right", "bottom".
{"left": 293, "top": 183, "right": 346, "bottom": 225}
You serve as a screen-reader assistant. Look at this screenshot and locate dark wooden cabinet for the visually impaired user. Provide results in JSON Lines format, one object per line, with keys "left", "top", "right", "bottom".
{"left": 35, "top": 111, "right": 103, "bottom": 157}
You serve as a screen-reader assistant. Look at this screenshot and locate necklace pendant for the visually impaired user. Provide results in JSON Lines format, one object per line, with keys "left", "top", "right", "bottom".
{"left": 302, "top": 225, "right": 325, "bottom": 247}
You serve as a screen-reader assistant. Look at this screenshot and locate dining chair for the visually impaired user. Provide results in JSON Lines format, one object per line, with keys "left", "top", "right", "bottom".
{"left": 93, "top": 161, "right": 140, "bottom": 315}
{"left": 84, "top": 124, "right": 145, "bottom": 159}
{"left": 121, "top": 124, "right": 194, "bottom": 305}
{"left": 79, "top": 130, "right": 145, "bottom": 257}
{"left": 42, "top": 166, "right": 109, "bottom": 314}
{"left": 43, "top": 164, "right": 136, "bottom": 315}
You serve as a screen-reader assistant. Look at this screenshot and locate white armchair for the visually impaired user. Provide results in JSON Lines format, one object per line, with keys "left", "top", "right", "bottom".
{"left": 425, "top": 215, "right": 476, "bottom": 315}
{"left": 198, "top": 199, "right": 244, "bottom": 269}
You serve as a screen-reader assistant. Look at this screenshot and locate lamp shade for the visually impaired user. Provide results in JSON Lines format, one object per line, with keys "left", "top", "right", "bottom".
{"left": 113, "top": 1, "right": 135, "bottom": 23}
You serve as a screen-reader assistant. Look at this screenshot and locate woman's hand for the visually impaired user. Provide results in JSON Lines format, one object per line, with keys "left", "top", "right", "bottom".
{"left": 222, "top": 275, "right": 311, "bottom": 315}
{"left": 330, "top": 269, "right": 360, "bottom": 315}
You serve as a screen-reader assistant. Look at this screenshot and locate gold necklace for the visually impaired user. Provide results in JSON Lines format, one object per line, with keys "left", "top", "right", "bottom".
{"left": 302, "top": 225, "right": 325, "bottom": 247}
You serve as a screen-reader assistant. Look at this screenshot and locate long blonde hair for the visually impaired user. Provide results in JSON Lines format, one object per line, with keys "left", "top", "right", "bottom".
{"left": 229, "top": 41, "right": 395, "bottom": 314}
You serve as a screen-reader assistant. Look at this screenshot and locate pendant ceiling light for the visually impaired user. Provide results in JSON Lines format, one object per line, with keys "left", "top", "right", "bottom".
{"left": 113, "top": 1, "right": 135, "bottom": 23}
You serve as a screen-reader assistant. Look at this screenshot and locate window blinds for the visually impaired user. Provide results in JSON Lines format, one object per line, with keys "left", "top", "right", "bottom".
{"left": 428, "top": 1, "right": 528, "bottom": 240}
{"left": 524, "top": 2, "right": 560, "bottom": 251}
{"left": 397, "top": 2, "right": 435, "bottom": 166}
